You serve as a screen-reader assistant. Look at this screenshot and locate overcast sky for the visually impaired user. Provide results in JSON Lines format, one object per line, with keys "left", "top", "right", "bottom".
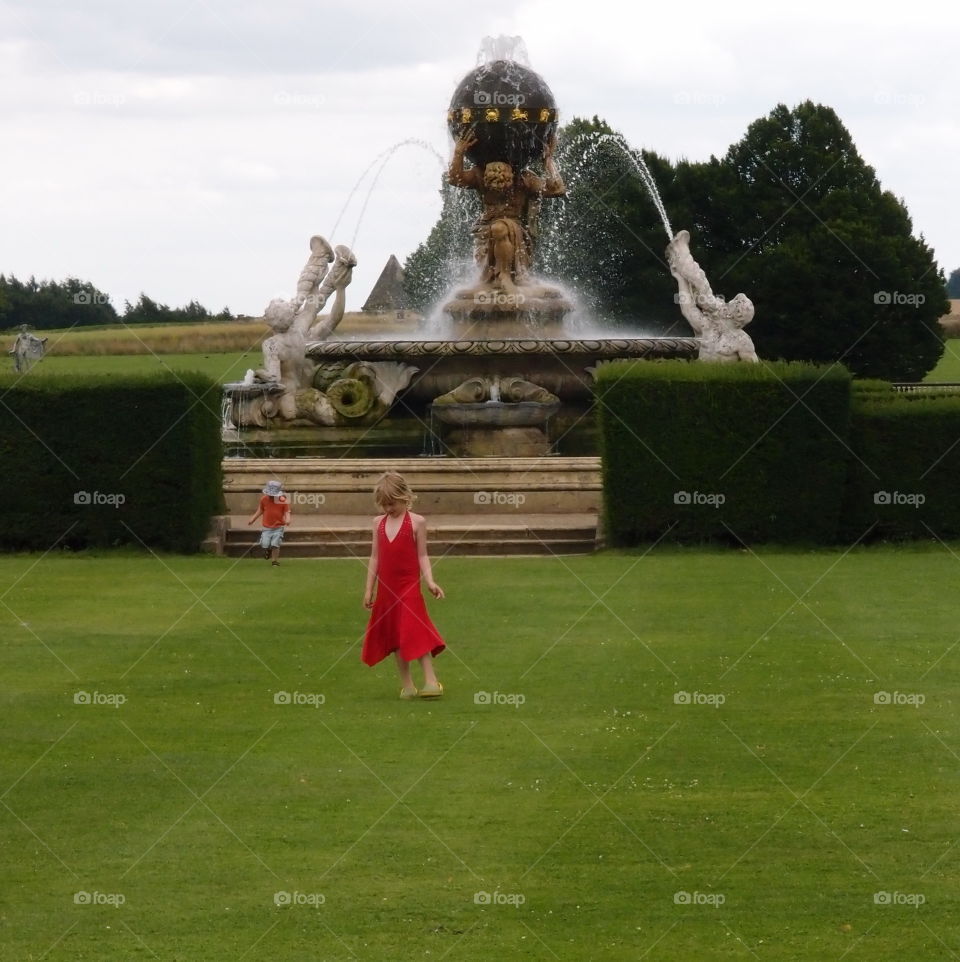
{"left": 1, "top": 0, "right": 957, "bottom": 317}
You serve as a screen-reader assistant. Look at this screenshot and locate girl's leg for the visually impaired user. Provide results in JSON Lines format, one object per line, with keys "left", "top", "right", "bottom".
{"left": 418, "top": 654, "right": 439, "bottom": 688}
{"left": 394, "top": 652, "right": 415, "bottom": 691}
{"left": 270, "top": 545, "right": 280, "bottom": 563}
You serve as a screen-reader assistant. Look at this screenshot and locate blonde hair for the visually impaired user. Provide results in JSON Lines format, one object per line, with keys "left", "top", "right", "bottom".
{"left": 374, "top": 471, "right": 414, "bottom": 511}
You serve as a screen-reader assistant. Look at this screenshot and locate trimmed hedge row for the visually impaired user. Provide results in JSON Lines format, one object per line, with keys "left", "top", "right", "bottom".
{"left": 840, "top": 396, "right": 960, "bottom": 541}
{"left": 0, "top": 372, "right": 223, "bottom": 552}
{"left": 597, "top": 360, "right": 960, "bottom": 545}
{"left": 596, "top": 360, "right": 853, "bottom": 545}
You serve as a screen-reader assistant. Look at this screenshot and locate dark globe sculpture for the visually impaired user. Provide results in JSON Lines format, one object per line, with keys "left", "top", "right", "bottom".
{"left": 447, "top": 59, "right": 558, "bottom": 171}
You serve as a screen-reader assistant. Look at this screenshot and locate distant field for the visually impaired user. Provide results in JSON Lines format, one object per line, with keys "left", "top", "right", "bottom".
{"left": 15, "top": 352, "right": 259, "bottom": 382}
{"left": 1, "top": 312, "right": 421, "bottom": 357}
{"left": 13, "top": 312, "right": 955, "bottom": 384}
{"left": 4, "top": 321, "right": 268, "bottom": 356}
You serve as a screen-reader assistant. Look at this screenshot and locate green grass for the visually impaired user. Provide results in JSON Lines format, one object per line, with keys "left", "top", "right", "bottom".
{"left": 925, "top": 340, "right": 960, "bottom": 381}
{"left": 11, "top": 352, "right": 260, "bottom": 382}
{"left": 13, "top": 337, "right": 960, "bottom": 387}
{"left": 2, "top": 546, "right": 959, "bottom": 959}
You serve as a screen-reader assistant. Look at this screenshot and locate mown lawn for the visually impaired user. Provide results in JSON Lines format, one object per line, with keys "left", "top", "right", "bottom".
{"left": 925, "top": 339, "right": 960, "bottom": 381}
{"left": 2, "top": 546, "right": 958, "bottom": 960}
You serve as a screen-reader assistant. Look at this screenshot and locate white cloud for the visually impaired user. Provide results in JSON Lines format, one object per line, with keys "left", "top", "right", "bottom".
{"left": 0, "top": 0, "right": 957, "bottom": 316}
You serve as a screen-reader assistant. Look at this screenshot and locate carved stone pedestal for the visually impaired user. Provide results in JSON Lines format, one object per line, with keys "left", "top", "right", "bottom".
{"left": 442, "top": 297, "right": 572, "bottom": 340}
{"left": 444, "top": 426, "right": 551, "bottom": 458}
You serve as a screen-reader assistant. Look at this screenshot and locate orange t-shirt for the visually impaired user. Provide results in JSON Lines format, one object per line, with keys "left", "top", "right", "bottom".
{"left": 260, "top": 494, "right": 290, "bottom": 528}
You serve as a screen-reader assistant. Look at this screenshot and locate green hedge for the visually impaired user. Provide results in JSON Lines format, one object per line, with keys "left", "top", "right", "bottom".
{"left": 840, "top": 395, "right": 960, "bottom": 541}
{"left": 596, "top": 360, "right": 852, "bottom": 545}
{"left": 0, "top": 372, "right": 223, "bottom": 552}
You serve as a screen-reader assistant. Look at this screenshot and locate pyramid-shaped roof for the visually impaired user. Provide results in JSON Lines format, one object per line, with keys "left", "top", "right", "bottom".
{"left": 362, "top": 254, "right": 406, "bottom": 312}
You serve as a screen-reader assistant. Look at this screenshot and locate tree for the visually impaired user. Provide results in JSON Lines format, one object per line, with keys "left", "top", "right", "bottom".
{"left": 537, "top": 116, "right": 671, "bottom": 328}
{"left": 707, "top": 102, "right": 947, "bottom": 379}
{"left": 0, "top": 274, "right": 116, "bottom": 330}
{"left": 947, "top": 268, "right": 960, "bottom": 299}
{"left": 123, "top": 294, "right": 166, "bottom": 326}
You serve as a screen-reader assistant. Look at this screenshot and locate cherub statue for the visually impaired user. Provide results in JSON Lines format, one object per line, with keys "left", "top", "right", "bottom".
{"left": 666, "top": 230, "right": 758, "bottom": 363}
{"left": 257, "top": 236, "right": 356, "bottom": 419}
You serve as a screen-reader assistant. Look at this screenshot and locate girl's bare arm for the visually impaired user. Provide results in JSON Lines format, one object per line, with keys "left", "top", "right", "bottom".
{"left": 363, "top": 517, "right": 380, "bottom": 607}
{"left": 413, "top": 514, "right": 444, "bottom": 599}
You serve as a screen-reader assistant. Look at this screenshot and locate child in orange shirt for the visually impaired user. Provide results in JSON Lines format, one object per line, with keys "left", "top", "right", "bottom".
{"left": 248, "top": 480, "right": 291, "bottom": 566}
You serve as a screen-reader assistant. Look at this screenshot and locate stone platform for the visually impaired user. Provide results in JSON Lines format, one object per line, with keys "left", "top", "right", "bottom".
{"left": 221, "top": 513, "right": 598, "bottom": 558}
{"left": 211, "top": 456, "right": 602, "bottom": 557}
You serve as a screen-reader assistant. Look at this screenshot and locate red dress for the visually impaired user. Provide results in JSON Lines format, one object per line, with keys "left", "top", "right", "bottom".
{"left": 362, "top": 512, "right": 446, "bottom": 666}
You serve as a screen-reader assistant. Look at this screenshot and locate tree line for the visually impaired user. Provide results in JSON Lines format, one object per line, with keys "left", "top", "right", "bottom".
{"left": 0, "top": 274, "right": 233, "bottom": 331}
{"left": 405, "top": 101, "right": 951, "bottom": 381}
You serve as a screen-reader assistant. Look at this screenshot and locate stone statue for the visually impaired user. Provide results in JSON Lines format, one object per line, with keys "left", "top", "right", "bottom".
{"left": 307, "top": 244, "right": 358, "bottom": 340}
{"left": 666, "top": 230, "right": 758, "bottom": 363}
{"left": 8, "top": 325, "right": 47, "bottom": 373}
{"left": 448, "top": 129, "right": 565, "bottom": 296}
{"left": 256, "top": 236, "right": 357, "bottom": 420}
{"left": 433, "top": 375, "right": 557, "bottom": 405}
{"left": 227, "top": 235, "right": 416, "bottom": 428}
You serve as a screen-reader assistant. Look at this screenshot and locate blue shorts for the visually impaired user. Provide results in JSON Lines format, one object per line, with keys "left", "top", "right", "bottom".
{"left": 260, "top": 526, "right": 285, "bottom": 549}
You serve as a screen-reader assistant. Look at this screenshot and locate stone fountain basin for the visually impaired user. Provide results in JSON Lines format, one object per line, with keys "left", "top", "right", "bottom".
{"left": 306, "top": 337, "right": 698, "bottom": 404}
{"left": 223, "top": 380, "right": 283, "bottom": 398}
{"left": 431, "top": 399, "right": 560, "bottom": 428}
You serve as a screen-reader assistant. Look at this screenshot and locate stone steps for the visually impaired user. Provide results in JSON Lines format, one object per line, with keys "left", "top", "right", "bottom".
{"left": 223, "top": 513, "right": 598, "bottom": 558}
{"left": 222, "top": 456, "right": 602, "bottom": 516}
{"left": 214, "top": 456, "right": 602, "bottom": 557}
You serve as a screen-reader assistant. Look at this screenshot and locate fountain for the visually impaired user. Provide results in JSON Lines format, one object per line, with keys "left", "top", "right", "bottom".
{"left": 226, "top": 40, "right": 757, "bottom": 459}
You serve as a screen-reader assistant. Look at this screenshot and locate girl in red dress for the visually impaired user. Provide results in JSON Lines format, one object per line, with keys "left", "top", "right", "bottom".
{"left": 362, "top": 472, "right": 446, "bottom": 698}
